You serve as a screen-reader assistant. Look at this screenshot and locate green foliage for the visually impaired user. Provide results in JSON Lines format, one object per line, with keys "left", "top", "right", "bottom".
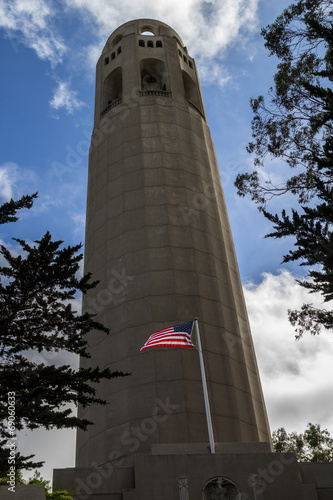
{"left": 46, "top": 492, "right": 73, "bottom": 500}
{"left": 0, "top": 193, "right": 37, "bottom": 225}
{"left": 27, "top": 471, "right": 73, "bottom": 499}
{"left": 0, "top": 448, "right": 44, "bottom": 479}
{"left": 0, "top": 470, "right": 73, "bottom": 498}
{"left": 235, "top": 0, "right": 333, "bottom": 338}
{"left": 0, "top": 469, "right": 25, "bottom": 485}
{"left": 273, "top": 423, "right": 333, "bottom": 462}
{"left": 0, "top": 195, "right": 128, "bottom": 472}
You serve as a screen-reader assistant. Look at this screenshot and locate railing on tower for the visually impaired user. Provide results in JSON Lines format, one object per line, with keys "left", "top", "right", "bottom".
{"left": 100, "top": 97, "right": 123, "bottom": 118}
{"left": 140, "top": 90, "right": 171, "bottom": 97}
{"left": 186, "top": 99, "right": 205, "bottom": 120}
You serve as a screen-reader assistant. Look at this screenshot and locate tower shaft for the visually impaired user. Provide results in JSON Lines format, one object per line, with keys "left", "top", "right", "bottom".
{"left": 76, "top": 19, "right": 271, "bottom": 468}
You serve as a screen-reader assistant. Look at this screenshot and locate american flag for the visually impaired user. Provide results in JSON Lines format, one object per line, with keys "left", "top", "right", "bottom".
{"left": 140, "top": 321, "right": 195, "bottom": 351}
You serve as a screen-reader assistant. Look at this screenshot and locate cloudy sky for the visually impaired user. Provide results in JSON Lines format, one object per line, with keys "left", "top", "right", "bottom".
{"left": 1, "top": 0, "right": 332, "bottom": 484}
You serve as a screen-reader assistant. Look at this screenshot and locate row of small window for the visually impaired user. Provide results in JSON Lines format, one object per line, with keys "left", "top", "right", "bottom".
{"left": 178, "top": 50, "right": 193, "bottom": 69}
{"left": 139, "top": 40, "right": 163, "bottom": 48}
{"left": 104, "top": 46, "right": 122, "bottom": 65}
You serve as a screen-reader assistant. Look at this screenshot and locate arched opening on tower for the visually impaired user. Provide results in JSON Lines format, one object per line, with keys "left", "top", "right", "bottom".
{"left": 140, "top": 26, "right": 155, "bottom": 36}
{"left": 111, "top": 34, "right": 122, "bottom": 47}
{"left": 182, "top": 70, "right": 202, "bottom": 112}
{"left": 173, "top": 35, "right": 183, "bottom": 47}
{"left": 140, "top": 59, "right": 168, "bottom": 92}
{"left": 102, "top": 67, "right": 123, "bottom": 111}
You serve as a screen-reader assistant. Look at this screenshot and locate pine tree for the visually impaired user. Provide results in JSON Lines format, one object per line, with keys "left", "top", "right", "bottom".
{"left": 0, "top": 194, "right": 127, "bottom": 473}
{"left": 235, "top": 0, "right": 333, "bottom": 338}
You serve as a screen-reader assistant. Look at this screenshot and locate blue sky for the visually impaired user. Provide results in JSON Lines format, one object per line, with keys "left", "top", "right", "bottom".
{"left": 1, "top": 0, "right": 332, "bottom": 484}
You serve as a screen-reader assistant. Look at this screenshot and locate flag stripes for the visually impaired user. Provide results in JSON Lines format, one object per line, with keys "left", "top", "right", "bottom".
{"left": 140, "top": 321, "right": 195, "bottom": 351}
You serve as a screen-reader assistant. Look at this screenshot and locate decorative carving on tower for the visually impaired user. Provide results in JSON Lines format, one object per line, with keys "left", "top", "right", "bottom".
{"left": 202, "top": 477, "right": 241, "bottom": 500}
{"left": 250, "top": 474, "right": 265, "bottom": 500}
{"left": 178, "top": 475, "right": 189, "bottom": 500}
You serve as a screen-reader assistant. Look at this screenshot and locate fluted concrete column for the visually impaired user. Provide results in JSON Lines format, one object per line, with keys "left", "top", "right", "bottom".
{"left": 76, "top": 19, "right": 271, "bottom": 469}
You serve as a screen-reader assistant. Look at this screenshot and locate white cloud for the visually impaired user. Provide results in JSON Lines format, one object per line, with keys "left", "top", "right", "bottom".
{"left": 18, "top": 426, "right": 76, "bottom": 483}
{"left": 0, "top": 238, "right": 22, "bottom": 269}
{"left": 72, "top": 212, "right": 86, "bottom": 237}
{"left": 0, "top": 0, "right": 66, "bottom": 66}
{"left": 65, "top": 0, "right": 259, "bottom": 86}
{"left": 0, "top": 163, "right": 38, "bottom": 203}
{"left": 0, "top": 163, "right": 17, "bottom": 200}
{"left": 199, "top": 62, "right": 234, "bottom": 88}
{"left": 50, "top": 80, "right": 86, "bottom": 114}
{"left": 244, "top": 270, "right": 333, "bottom": 435}
{"left": 85, "top": 42, "right": 103, "bottom": 72}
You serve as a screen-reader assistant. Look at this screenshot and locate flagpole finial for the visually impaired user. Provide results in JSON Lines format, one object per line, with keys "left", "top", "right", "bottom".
{"left": 194, "top": 317, "right": 198, "bottom": 321}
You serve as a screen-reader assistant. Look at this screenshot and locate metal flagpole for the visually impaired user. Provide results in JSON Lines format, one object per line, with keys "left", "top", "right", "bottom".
{"left": 193, "top": 317, "right": 215, "bottom": 454}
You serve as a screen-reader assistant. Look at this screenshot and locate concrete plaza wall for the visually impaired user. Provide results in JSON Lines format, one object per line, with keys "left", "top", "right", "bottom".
{"left": 54, "top": 451, "right": 333, "bottom": 500}
{"left": 0, "top": 485, "right": 46, "bottom": 499}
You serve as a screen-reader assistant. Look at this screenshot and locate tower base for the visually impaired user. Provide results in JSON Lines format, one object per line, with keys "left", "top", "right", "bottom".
{"left": 53, "top": 445, "right": 333, "bottom": 499}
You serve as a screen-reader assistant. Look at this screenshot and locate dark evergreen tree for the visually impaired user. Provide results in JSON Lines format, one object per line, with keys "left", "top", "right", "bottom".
{"left": 0, "top": 194, "right": 127, "bottom": 474}
{"left": 235, "top": 0, "right": 333, "bottom": 338}
{"left": 0, "top": 193, "right": 37, "bottom": 225}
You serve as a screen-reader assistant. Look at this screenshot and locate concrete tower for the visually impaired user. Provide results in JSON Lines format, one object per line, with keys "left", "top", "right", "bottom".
{"left": 75, "top": 18, "right": 271, "bottom": 469}
{"left": 52, "top": 20, "right": 333, "bottom": 500}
